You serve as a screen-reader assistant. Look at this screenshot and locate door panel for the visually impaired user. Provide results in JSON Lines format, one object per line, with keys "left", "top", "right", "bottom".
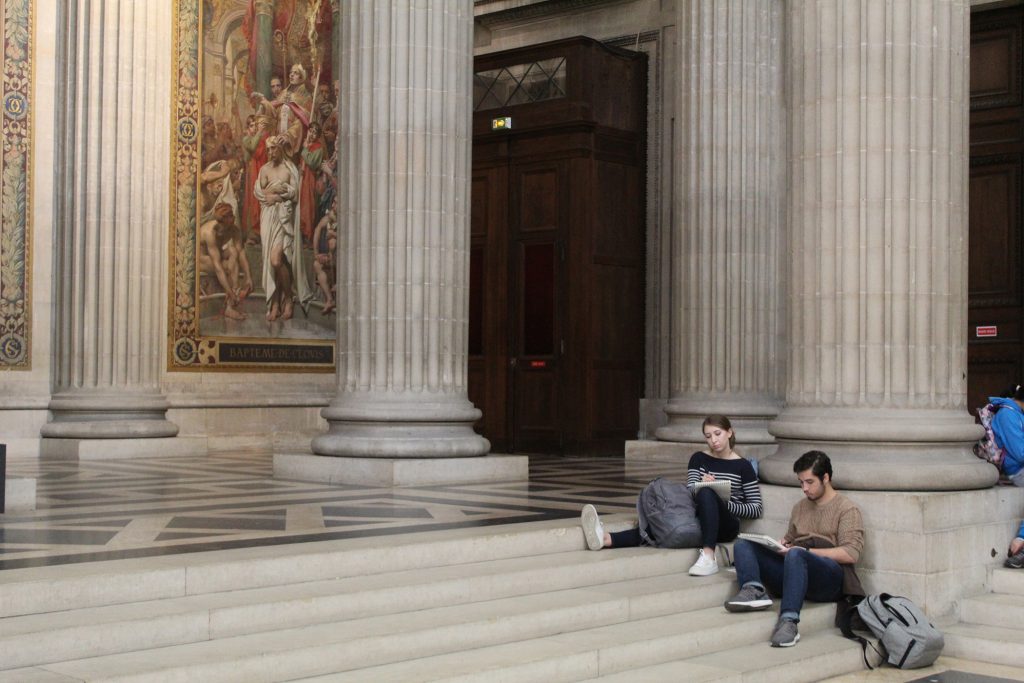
{"left": 510, "top": 160, "right": 565, "bottom": 453}
{"left": 468, "top": 165, "right": 510, "bottom": 450}
{"left": 969, "top": 6, "right": 1024, "bottom": 414}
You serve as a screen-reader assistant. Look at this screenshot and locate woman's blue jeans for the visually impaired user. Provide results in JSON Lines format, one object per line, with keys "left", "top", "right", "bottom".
{"left": 732, "top": 539, "right": 844, "bottom": 622}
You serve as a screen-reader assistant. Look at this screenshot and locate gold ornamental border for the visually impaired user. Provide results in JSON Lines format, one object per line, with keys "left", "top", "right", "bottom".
{"left": 0, "top": 0, "right": 33, "bottom": 370}
{"left": 168, "top": 0, "right": 334, "bottom": 373}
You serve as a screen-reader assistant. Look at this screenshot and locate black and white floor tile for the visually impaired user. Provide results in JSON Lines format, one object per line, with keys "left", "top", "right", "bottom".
{"left": 1, "top": 452, "right": 691, "bottom": 570}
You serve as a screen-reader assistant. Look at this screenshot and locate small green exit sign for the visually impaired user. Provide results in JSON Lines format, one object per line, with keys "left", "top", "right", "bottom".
{"left": 491, "top": 116, "right": 512, "bottom": 131}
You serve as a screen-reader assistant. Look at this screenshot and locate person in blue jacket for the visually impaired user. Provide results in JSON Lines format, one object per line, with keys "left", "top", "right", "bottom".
{"left": 989, "top": 385, "right": 1024, "bottom": 486}
{"left": 1007, "top": 521, "right": 1024, "bottom": 569}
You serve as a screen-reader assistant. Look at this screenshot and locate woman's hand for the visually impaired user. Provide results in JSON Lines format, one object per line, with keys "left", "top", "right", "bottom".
{"left": 701, "top": 473, "right": 716, "bottom": 483}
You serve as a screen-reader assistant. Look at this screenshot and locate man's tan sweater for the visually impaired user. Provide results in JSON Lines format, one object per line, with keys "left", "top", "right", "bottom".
{"left": 783, "top": 492, "right": 864, "bottom": 563}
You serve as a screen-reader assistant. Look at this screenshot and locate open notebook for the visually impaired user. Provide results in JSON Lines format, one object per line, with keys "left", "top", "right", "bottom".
{"left": 691, "top": 479, "right": 730, "bottom": 502}
{"left": 737, "top": 533, "right": 787, "bottom": 552}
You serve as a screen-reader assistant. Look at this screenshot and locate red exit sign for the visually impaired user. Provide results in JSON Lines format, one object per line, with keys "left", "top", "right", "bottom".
{"left": 976, "top": 325, "right": 998, "bottom": 338}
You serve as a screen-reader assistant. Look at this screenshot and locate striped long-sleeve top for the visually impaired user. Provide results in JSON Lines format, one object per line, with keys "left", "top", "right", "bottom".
{"left": 686, "top": 451, "right": 763, "bottom": 519}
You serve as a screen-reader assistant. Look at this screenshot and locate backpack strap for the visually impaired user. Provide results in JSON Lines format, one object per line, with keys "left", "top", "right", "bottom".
{"left": 838, "top": 595, "right": 887, "bottom": 670}
{"left": 837, "top": 596, "right": 877, "bottom": 670}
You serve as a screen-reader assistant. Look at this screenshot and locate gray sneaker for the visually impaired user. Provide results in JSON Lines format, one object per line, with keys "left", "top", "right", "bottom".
{"left": 770, "top": 618, "right": 800, "bottom": 647}
{"left": 724, "top": 584, "right": 772, "bottom": 612}
{"left": 1006, "top": 549, "right": 1024, "bottom": 569}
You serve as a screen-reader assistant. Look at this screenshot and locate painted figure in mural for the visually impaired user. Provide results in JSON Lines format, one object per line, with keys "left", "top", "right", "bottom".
{"left": 199, "top": 203, "right": 250, "bottom": 321}
{"left": 255, "top": 135, "right": 313, "bottom": 322}
{"left": 312, "top": 205, "right": 337, "bottom": 315}
{"left": 299, "top": 121, "right": 325, "bottom": 245}
{"left": 253, "top": 63, "right": 312, "bottom": 162}
{"left": 242, "top": 112, "right": 271, "bottom": 245}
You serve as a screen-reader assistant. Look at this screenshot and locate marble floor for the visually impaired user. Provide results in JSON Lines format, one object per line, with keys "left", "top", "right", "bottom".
{"left": 0, "top": 451, "right": 681, "bottom": 570}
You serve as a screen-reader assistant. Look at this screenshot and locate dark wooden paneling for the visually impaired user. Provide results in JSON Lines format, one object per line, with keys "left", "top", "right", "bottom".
{"left": 969, "top": 5, "right": 1024, "bottom": 414}
{"left": 469, "top": 37, "right": 646, "bottom": 455}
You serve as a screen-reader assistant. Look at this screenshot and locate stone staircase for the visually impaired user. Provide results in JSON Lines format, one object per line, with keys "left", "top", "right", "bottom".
{"left": 0, "top": 518, "right": 869, "bottom": 682}
{"left": 944, "top": 565, "right": 1024, "bottom": 668}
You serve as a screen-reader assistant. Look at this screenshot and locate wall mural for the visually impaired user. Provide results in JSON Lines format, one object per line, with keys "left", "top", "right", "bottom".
{"left": 0, "top": 0, "right": 32, "bottom": 370}
{"left": 170, "top": 0, "right": 339, "bottom": 370}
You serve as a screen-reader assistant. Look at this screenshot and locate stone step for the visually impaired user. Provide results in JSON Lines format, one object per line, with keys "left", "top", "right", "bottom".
{"left": 0, "top": 548, "right": 689, "bottom": 670}
{"left": 943, "top": 622, "right": 1024, "bottom": 668}
{"left": 0, "top": 518, "right": 632, "bottom": 618}
{"left": 959, "top": 591, "right": 1024, "bottom": 630}
{"left": 991, "top": 566, "right": 1024, "bottom": 596}
{"left": 583, "top": 632, "right": 864, "bottom": 683}
{"left": 266, "top": 603, "right": 840, "bottom": 682}
{"left": 7, "top": 567, "right": 739, "bottom": 681}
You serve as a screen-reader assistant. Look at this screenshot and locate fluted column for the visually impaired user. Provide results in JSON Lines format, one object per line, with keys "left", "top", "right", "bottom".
{"left": 43, "top": 0, "right": 177, "bottom": 440}
{"left": 760, "top": 0, "right": 996, "bottom": 490}
{"left": 655, "top": 0, "right": 785, "bottom": 455}
{"left": 311, "top": 0, "right": 489, "bottom": 458}
{"left": 254, "top": 0, "right": 274, "bottom": 97}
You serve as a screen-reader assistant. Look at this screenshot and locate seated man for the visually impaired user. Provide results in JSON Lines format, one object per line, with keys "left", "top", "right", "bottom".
{"left": 723, "top": 450, "right": 865, "bottom": 648}
{"left": 1007, "top": 520, "right": 1024, "bottom": 569}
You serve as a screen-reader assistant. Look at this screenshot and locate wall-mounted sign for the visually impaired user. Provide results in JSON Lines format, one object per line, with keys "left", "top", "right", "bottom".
{"left": 491, "top": 116, "right": 512, "bottom": 131}
{"left": 976, "top": 325, "right": 998, "bottom": 338}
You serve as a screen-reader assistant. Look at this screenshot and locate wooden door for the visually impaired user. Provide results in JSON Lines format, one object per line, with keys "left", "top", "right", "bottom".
{"left": 468, "top": 163, "right": 510, "bottom": 451}
{"left": 508, "top": 161, "right": 568, "bottom": 452}
{"left": 968, "top": 7, "right": 1024, "bottom": 413}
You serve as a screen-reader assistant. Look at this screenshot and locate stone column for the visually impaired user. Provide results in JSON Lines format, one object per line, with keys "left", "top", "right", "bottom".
{"left": 289, "top": 0, "right": 521, "bottom": 486}
{"left": 42, "top": 0, "right": 185, "bottom": 458}
{"left": 254, "top": 0, "right": 274, "bottom": 97}
{"left": 760, "top": 0, "right": 996, "bottom": 490}
{"left": 653, "top": 0, "right": 785, "bottom": 457}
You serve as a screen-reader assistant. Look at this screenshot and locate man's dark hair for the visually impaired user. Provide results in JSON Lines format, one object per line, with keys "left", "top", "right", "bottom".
{"left": 793, "top": 450, "right": 832, "bottom": 481}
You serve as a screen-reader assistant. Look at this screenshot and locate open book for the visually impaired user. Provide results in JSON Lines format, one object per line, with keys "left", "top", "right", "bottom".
{"left": 691, "top": 479, "right": 731, "bottom": 502}
{"left": 737, "top": 533, "right": 787, "bottom": 553}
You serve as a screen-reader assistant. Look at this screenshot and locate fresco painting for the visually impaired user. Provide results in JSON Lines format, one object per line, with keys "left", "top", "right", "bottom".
{"left": 171, "top": 0, "right": 338, "bottom": 370}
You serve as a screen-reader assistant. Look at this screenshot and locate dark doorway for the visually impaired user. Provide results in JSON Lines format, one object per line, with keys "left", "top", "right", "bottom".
{"left": 968, "top": 6, "right": 1024, "bottom": 412}
{"left": 468, "top": 37, "right": 647, "bottom": 455}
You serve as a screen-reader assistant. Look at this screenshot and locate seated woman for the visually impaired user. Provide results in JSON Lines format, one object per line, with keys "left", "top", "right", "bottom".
{"left": 685, "top": 414, "right": 763, "bottom": 576}
{"left": 988, "top": 384, "right": 1024, "bottom": 486}
{"left": 580, "top": 414, "right": 762, "bottom": 578}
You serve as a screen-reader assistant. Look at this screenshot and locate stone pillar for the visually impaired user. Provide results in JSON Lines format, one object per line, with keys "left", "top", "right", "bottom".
{"left": 760, "top": 0, "right": 996, "bottom": 490}
{"left": 287, "top": 0, "right": 521, "bottom": 486}
{"left": 42, "top": 0, "right": 187, "bottom": 458}
{"left": 653, "top": 0, "right": 785, "bottom": 457}
{"left": 254, "top": 0, "right": 274, "bottom": 97}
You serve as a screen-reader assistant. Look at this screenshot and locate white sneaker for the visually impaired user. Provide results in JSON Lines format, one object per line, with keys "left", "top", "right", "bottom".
{"left": 581, "top": 504, "right": 605, "bottom": 550}
{"left": 688, "top": 550, "right": 719, "bottom": 576}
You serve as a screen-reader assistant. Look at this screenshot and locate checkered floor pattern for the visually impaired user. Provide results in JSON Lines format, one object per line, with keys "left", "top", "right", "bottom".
{"left": 1, "top": 452, "right": 692, "bottom": 570}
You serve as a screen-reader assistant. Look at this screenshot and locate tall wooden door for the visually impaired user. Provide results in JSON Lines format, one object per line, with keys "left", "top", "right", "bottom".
{"left": 468, "top": 37, "right": 646, "bottom": 455}
{"left": 508, "top": 161, "right": 567, "bottom": 452}
{"left": 968, "top": 6, "right": 1024, "bottom": 412}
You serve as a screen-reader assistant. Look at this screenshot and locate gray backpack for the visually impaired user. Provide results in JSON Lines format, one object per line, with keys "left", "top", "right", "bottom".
{"left": 842, "top": 593, "right": 944, "bottom": 669}
{"left": 636, "top": 477, "right": 701, "bottom": 549}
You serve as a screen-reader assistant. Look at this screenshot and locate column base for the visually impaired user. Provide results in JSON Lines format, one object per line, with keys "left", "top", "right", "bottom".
{"left": 40, "top": 436, "right": 208, "bottom": 460}
{"left": 274, "top": 452, "right": 528, "bottom": 486}
{"left": 313, "top": 394, "right": 491, "bottom": 458}
{"left": 746, "top": 483, "right": 1024, "bottom": 616}
{"left": 654, "top": 394, "right": 782, "bottom": 452}
{"left": 763, "top": 407, "right": 999, "bottom": 490}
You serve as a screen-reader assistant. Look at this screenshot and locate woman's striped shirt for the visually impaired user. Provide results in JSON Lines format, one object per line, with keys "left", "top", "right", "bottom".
{"left": 686, "top": 451, "right": 763, "bottom": 519}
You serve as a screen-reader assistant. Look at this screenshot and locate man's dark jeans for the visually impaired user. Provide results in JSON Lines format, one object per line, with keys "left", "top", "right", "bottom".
{"left": 732, "top": 539, "right": 843, "bottom": 622}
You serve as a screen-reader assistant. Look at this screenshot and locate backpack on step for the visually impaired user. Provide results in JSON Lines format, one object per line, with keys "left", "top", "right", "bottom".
{"left": 974, "top": 403, "right": 1006, "bottom": 468}
{"left": 840, "top": 593, "right": 944, "bottom": 669}
{"left": 636, "top": 477, "right": 701, "bottom": 549}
